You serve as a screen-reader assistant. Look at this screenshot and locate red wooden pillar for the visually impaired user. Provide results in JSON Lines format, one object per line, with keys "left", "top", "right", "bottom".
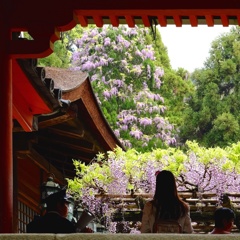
{"left": 0, "top": 1, "right": 13, "bottom": 233}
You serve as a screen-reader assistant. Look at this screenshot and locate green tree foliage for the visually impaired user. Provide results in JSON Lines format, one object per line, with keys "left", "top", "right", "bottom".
{"left": 38, "top": 40, "right": 71, "bottom": 68}
{"left": 147, "top": 29, "right": 194, "bottom": 127}
{"left": 38, "top": 25, "right": 84, "bottom": 68}
{"left": 180, "top": 26, "right": 240, "bottom": 147}
{"left": 207, "top": 113, "right": 240, "bottom": 147}
{"left": 160, "top": 68, "right": 195, "bottom": 126}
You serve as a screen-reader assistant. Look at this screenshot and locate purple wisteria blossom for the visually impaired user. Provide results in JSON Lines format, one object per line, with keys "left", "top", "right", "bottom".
{"left": 103, "top": 90, "right": 111, "bottom": 99}
{"left": 113, "top": 79, "right": 124, "bottom": 88}
{"left": 104, "top": 37, "right": 111, "bottom": 46}
{"left": 139, "top": 117, "right": 152, "bottom": 127}
{"left": 141, "top": 46, "right": 155, "bottom": 60}
{"left": 71, "top": 25, "right": 176, "bottom": 151}
{"left": 107, "top": 157, "right": 128, "bottom": 194}
{"left": 130, "top": 128, "right": 143, "bottom": 140}
{"left": 81, "top": 61, "right": 96, "bottom": 71}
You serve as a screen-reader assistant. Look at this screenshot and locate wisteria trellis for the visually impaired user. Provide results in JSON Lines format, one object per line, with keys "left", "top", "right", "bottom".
{"left": 68, "top": 141, "right": 240, "bottom": 233}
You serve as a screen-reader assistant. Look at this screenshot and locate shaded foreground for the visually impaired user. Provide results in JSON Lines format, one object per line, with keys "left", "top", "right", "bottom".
{"left": 2, "top": 233, "right": 240, "bottom": 240}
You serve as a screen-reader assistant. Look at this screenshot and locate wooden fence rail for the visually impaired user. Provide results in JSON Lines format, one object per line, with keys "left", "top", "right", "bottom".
{"left": 95, "top": 192, "right": 240, "bottom": 233}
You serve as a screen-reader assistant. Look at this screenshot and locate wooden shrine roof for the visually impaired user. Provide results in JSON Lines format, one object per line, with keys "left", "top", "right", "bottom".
{"left": 13, "top": 62, "right": 123, "bottom": 180}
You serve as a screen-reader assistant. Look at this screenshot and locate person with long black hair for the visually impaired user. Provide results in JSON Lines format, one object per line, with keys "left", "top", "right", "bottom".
{"left": 141, "top": 170, "right": 193, "bottom": 233}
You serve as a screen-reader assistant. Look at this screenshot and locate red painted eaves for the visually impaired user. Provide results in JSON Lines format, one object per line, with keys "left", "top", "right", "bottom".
{"left": 12, "top": 59, "right": 52, "bottom": 131}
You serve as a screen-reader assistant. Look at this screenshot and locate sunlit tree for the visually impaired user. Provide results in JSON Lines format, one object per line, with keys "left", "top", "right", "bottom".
{"left": 71, "top": 26, "right": 177, "bottom": 151}
{"left": 180, "top": 26, "right": 240, "bottom": 147}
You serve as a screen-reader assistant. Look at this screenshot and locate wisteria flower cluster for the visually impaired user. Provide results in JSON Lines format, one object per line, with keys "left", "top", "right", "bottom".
{"left": 71, "top": 25, "right": 176, "bottom": 151}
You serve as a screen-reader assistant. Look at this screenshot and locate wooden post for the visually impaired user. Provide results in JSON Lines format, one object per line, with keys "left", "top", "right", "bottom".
{"left": 0, "top": 0, "right": 13, "bottom": 233}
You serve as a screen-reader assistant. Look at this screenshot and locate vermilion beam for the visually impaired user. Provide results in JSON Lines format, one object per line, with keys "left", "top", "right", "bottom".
{"left": 0, "top": 17, "right": 13, "bottom": 233}
{"left": 125, "top": 15, "right": 135, "bottom": 27}
{"left": 109, "top": 15, "right": 119, "bottom": 27}
{"left": 158, "top": 16, "right": 167, "bottom": 27}
{"left": 189, "top": 15, "right": 198, "bottom": 27}
{"left": 12, "top": 105, "right": 33, "bottom": 132}
{"left": 75, "top": 14, "right": 88, "bottom": 27}
{"left": 221, "top": 15, "right": 229, "bottom": 26}
{"left": 93, "top": 16, "right": 104, "bottom": 27}
{"left": 173, "top": 15, "right": 182, "bottom": 27}
{"left": 141, "top": 15, "right": 151, "bottom": 27}
{"left": 205, "top": 15, "right": 214, "bottom": 26}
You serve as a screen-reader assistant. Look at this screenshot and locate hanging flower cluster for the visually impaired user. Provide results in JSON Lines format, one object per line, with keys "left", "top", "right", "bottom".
{"left": 71, "top": 25, "right": 176, "bottom": 151}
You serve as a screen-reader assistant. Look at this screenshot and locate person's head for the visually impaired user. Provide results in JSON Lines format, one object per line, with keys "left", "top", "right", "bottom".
{"left": 153, "top": 170, "right": 188, "bottom": 219}
{"left": 214, "top": 207, "right": 235, "bottom": 231}
{"left": 44, "top": 189, "right": 70, "bottom": 218}
{"left": 154, "top": 170, "right": 178, "bottom": 201}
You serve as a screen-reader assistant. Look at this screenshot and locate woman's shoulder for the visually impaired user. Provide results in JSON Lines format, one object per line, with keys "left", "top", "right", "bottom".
{"left": 183, "top": 202, "right": 190, "bottom": 210}
{"left": 145, "top": 200, "right": 154, "bottom": 206}
{"left": 143, "top": 200, "right": 155, "bottom": 210}
{"left": 179, "top": 199, "right": 190, "bottom": 210}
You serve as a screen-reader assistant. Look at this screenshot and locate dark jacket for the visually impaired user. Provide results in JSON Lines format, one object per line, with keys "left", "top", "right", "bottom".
{"left": 27, "top": 212, "right": 76, "bottom": 233}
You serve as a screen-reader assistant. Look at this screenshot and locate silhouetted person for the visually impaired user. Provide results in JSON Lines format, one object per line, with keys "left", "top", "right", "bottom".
{"left": 141, "top": 170, "right": 193, "bottom": 233}
{"left": 27, "top": 189, "right": 76, "bottom": 233}
{"left": 210, "top": 207, "right": 235, "bottom": 234}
